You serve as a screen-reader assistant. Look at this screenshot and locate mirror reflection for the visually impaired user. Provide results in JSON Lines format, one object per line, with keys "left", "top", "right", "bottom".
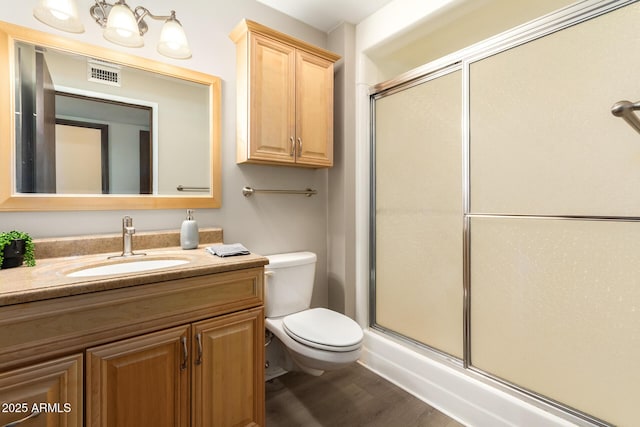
{"left": 53, "top": 93, "right": 152, "bottom": 194}
{"left": 14, "top": 40, "right": 210, "bottom": 196}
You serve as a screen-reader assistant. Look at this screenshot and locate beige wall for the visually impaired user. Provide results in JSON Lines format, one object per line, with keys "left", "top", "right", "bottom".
{"left": 327, "top": 23, "right": 357, "bottom": 317}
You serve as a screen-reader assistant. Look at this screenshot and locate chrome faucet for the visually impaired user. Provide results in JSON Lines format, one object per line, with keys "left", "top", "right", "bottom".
{"left": 110, "top": 216, "right": 145, "bottom": 258}
{"left": 122, "top": 216, "right": 136, "bottom": 256}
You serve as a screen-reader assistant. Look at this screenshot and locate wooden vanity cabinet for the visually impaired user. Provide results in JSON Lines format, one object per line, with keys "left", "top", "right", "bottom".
{"left": 0, "top": 354, "right": 83, "bottom": 427}
{"left": 0, "top": 266, "right": 266, "bottom": 427}
{"left": 231, "top": 19, "right": 340, "bottom": 168}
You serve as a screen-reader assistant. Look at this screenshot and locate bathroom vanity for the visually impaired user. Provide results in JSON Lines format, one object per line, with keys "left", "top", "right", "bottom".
{"left": 0, "top": 230, "right": 267, "bottom": 427}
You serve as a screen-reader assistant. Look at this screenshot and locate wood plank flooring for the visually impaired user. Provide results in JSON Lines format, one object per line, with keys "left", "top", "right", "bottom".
{"left": 266, "top": 363, "right": 465, "bottom": 426}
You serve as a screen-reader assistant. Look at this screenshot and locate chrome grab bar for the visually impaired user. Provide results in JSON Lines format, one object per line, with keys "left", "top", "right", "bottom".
{"left": 611, "top": 100, "right": 640, "bottom": 135}
{"left": 242, "top": 186, "right": 317, "bottom": 197}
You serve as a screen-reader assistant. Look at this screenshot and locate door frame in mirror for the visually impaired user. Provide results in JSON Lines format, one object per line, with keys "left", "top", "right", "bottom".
{"left": 0, "top": 21, "right": 221, "bottom": 211}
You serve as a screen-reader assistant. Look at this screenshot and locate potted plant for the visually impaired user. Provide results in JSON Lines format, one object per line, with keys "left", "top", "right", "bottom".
{"left": 0, "top": 230, "right": 35, "bottom": 269}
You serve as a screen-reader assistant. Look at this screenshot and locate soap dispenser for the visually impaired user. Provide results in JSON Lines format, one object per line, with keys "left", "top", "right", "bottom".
{"left": 180, "top": 209, "right": 199, "bottom": 249}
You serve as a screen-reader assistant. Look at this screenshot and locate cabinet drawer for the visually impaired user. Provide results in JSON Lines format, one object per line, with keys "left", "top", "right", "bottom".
{"left": 0, "top": 268, "right": 263, "bottom": 370}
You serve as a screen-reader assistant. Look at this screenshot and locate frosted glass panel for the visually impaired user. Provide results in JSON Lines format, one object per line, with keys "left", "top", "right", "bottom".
{"left": 470, "top": 3, "right": 640, "bottom": 216}
{"left": 471, "top": 217, "right": 640, "bottom": 426}
{"left": 374, "top": 70, "right": 463, "bottom": 358}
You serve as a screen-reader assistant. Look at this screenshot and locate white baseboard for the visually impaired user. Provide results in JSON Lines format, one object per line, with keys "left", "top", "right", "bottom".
{"left": 359, "top": 330, "right": 591, "bottom": 427}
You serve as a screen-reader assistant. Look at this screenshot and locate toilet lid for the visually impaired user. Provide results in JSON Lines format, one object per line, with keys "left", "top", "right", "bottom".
{"left": 283, "top": 308, "right": 363, "bottom": 352}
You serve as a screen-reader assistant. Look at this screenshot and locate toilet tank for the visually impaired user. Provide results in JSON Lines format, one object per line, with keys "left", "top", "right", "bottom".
{"left": 265, "top": 252, "right": 317, "bottom": 318}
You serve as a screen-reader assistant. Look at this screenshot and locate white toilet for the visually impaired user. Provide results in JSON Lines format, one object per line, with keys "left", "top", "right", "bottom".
{"left": 264, "top": 251, "right": 363, "bottom": 379}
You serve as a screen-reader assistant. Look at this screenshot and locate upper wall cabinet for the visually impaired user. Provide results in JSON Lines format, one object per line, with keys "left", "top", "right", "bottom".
{"left": 230, "top": 20, "right": 340, "bottom": 168}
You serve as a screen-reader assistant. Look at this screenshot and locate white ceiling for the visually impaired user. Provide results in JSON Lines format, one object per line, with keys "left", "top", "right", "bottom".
{"left": 256, "top": 0, "right": 394, "bottom": 32}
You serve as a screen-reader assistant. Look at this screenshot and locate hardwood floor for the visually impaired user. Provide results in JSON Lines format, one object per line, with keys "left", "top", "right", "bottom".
{"left": 266, "top": 363, "right": 465, "bottom": 426}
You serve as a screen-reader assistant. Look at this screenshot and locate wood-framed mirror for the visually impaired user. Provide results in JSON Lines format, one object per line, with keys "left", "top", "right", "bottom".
{"left": 0, "top": 21, "right": 221, "bottom": 211}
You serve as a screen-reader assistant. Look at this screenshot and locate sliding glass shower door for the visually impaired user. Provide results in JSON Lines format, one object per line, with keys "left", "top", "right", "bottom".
{"left": 371, "top": 2, "right": 640, "bottom": 426}
{"left": 372, "top": 67, "right": 464, "bottom": 359}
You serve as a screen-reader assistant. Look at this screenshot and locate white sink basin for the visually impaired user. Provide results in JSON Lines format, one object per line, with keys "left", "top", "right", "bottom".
{"left": 67, "top": 258, "right": 190, "bottom": 278}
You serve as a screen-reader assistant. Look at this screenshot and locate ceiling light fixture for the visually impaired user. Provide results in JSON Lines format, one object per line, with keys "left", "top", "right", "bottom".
{"left": 33, "top": 0, "right": 192, "bottom": 59}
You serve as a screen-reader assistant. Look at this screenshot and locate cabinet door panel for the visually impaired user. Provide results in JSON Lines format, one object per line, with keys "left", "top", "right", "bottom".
{"left": 192, "top": 308, "right": 264, "bottom": 427}
{"left": 296, "top": 50, "right": 333, "bottom": 167}
{"left": 86, "top": 326, "right": 189, "bottom": 427}
{"left": 0, "top": 354, "right": 83, "bottom": 427}
{"left": 249, "top": 34, "right": 296, "bottom": 163}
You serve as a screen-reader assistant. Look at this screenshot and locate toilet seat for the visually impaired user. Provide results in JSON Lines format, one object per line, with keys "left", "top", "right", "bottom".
{"left": 282, "top": 308, "right": 363, "bottom": 352}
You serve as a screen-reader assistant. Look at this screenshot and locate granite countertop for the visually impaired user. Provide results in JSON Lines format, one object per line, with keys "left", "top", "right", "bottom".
{"left": 0, "top": 229, "right": 268, "bottom": 307}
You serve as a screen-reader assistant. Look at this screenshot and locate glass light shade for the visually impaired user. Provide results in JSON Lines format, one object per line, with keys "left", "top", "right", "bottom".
{"left": 103, "top": 3, "right": 143, "bottom": 48}
{"left": 157, "top": 19, "right": 192, "bottom": 59}
{"left": 33, "top": 0, "right": 84, "bottom": 33}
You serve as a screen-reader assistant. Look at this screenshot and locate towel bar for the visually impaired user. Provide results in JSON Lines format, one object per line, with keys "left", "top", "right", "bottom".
{"left": 242, "top": 186, "right": 317, "bottom": 197}
{"left": 177, "top": 185, "right": 210, "bottom": 192}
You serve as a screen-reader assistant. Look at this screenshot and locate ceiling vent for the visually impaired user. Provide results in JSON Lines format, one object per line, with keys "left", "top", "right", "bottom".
{"left": 87, "top": 58, "right": 122, "bottom": 87}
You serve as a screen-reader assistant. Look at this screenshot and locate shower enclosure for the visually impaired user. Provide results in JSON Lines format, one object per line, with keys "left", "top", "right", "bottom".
{"left": 370, "top": 1, "right": 640, "bottom": 426}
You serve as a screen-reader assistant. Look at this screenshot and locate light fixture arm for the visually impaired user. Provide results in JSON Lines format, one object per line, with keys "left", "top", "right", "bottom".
{"left": 89, "top": 1, "right": 180, "bottom": 35}
{"left": 134, "top": 7, "right": 178, "bottom": 24}
{"left": 89, "top": 0, "right": 112, "bottom": 28}
{"left": 133, "top": 8, "right": 182, "bottom": 36}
